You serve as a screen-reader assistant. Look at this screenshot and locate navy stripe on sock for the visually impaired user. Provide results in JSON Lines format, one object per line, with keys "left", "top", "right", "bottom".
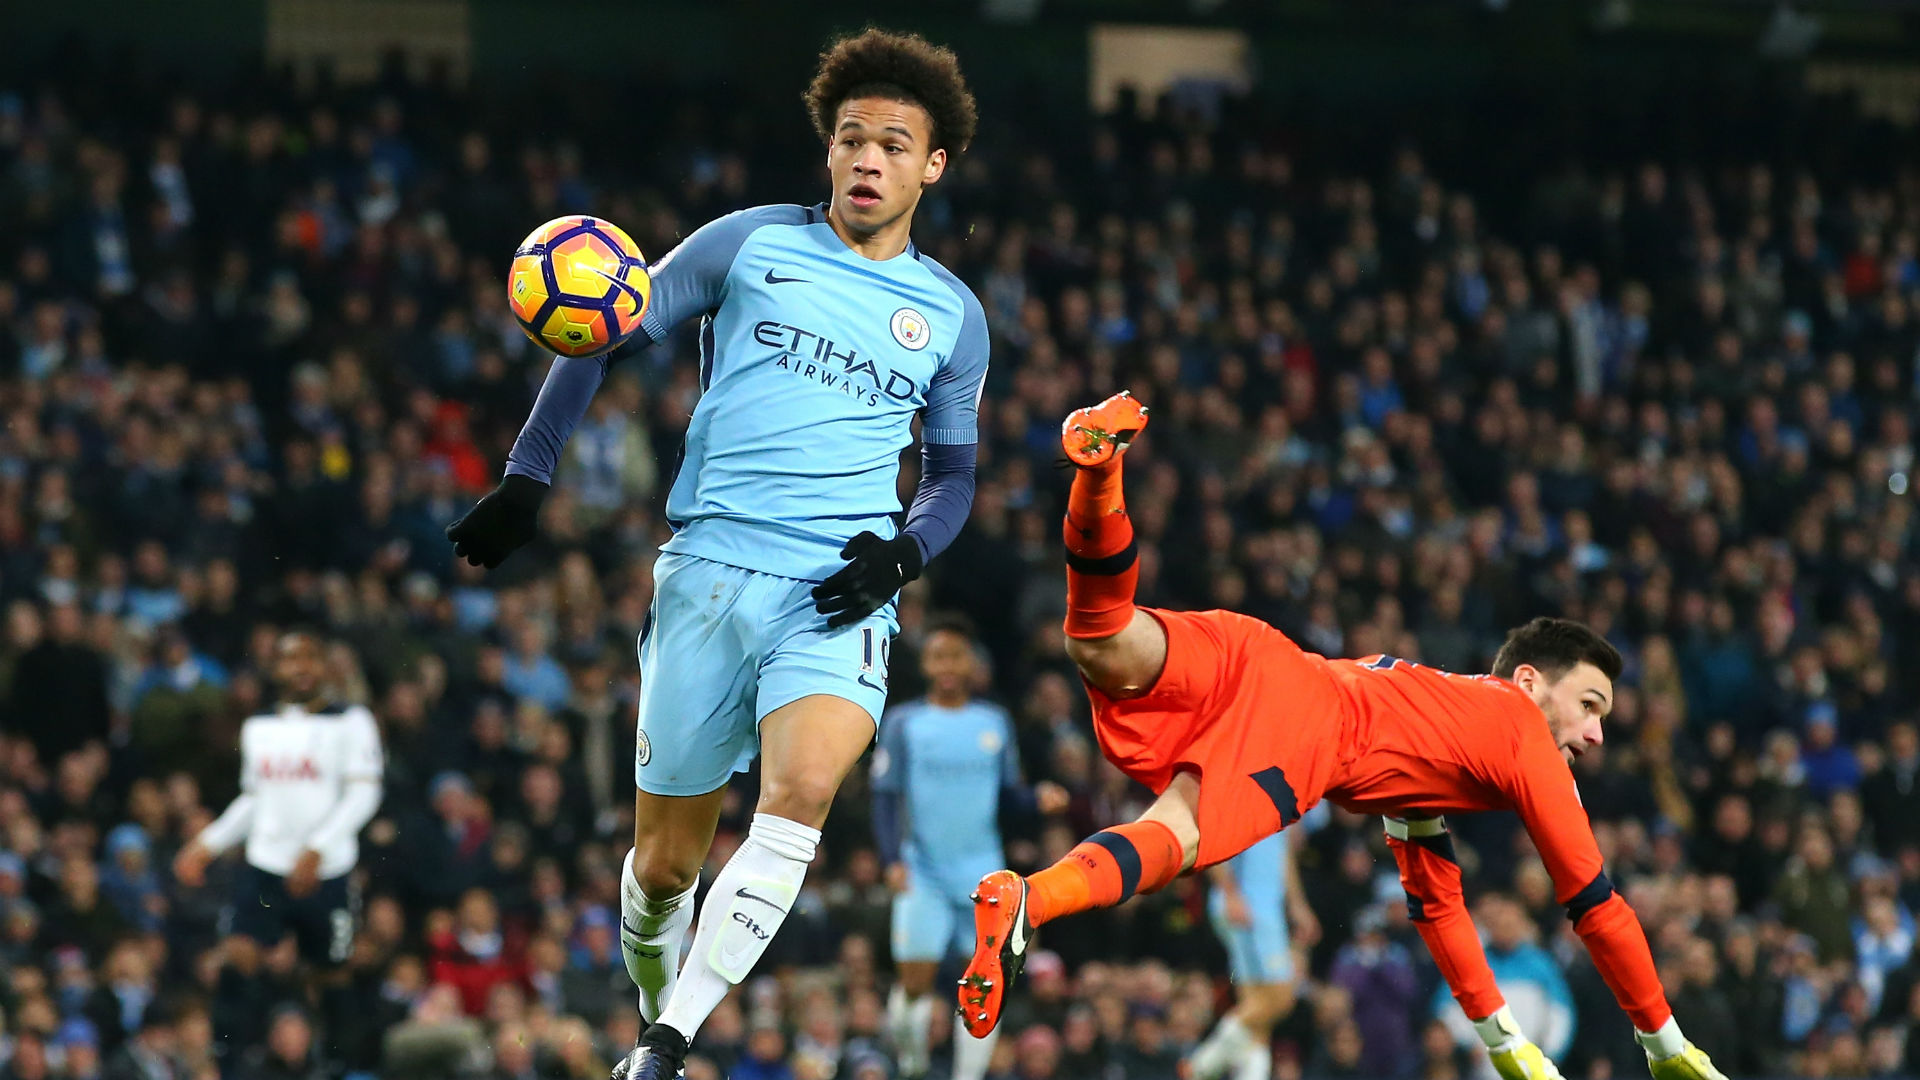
{"left": 1086, "top": 830, "right": 1143, "bottom": 900}
{"left": 1064, "top": 538, "right": 1138, "bottom": 576}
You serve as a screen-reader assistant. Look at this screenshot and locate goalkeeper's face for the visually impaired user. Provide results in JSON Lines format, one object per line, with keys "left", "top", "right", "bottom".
{"left": 1518, "top": 660, "right": 1613, "bottom": 764}
{"left": 827, "top": 96, "right": 948, "bottom": 237}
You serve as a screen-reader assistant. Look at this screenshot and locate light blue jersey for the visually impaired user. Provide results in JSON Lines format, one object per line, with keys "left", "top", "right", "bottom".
{"left": 1209, "top": 832, "right": 1295, "bottom": 984}
{"left": 873, "top": 697, "right": 1018, "bottom": 962}
{"left": 497, "top": 203, "right": 990, "bottom": 795}
{"left": 636, "top": 203, "right": 990, "bottom": 582}
{"left": 874, "top": 698, "right": 1015, "bottom": 882}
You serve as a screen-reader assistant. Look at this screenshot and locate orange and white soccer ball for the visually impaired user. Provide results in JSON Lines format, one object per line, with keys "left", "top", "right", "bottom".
{"left": 507, "top": 216, "right": 650, "bottom": 358}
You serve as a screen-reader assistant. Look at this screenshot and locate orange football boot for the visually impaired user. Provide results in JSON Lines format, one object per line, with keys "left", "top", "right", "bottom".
{"left": 957, "top": 870, "right": 1034, "bottom": 1038}
{"left": 1061, "top": 391, "right": 1149, "bottom": 467}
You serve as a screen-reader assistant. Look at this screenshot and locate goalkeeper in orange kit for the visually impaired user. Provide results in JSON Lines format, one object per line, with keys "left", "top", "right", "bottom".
{"left": 956, "top": 392, "right": 1728, "bottom": 1080}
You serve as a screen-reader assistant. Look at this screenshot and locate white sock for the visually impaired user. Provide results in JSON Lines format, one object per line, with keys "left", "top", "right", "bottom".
{"left": 952, "top": 1016, "right": 999, "bottom": 1080}
{"left": 655, "top": 813, "right": 818, "bottom": 1039}
{"left": 1188, "top": 1016, "right": 1254, "bottom": 1080}
{"left": 620, "top": 849, "right": 698, "bottom": 1024}
{"left": 1230, "top": 1037, "right": 1271, "bottom": 1080}
{"left": 888, "top": 986, "right": 936, "bottom": 1078}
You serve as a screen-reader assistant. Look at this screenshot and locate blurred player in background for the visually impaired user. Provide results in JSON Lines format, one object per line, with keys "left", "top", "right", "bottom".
{"left": 957, "top": 393, "right": 1730, "bottom": 1080}
{"left": 173, "top": 631, "right": 384, "bottom": 1051}
{"left": 445, "top": 28, "right": 989, "bottom": 1080}
{"left": 1187, "top": 831, "right": 1316, "bottom": 1080}
{"left": 871, "top": 619, "right": 1066, "bottom": 1080}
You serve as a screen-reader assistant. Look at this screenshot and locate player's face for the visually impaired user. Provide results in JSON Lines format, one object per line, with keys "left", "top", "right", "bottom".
{"left": 1519, "top": 661, "right": 1612, "bottom": 763}
{"left": 273, "top": 634, "right": 326, "bottom": 701}
{"left": 827, "top": 97, "right": 947, "bottom": 236}
{"left": 921, "top": 629, "right": 976, "bottom": 697}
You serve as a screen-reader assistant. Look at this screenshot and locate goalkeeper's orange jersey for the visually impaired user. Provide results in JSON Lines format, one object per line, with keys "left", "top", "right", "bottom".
{"left": 1083, "top": 607, "right": 1671, "bottom": 1033}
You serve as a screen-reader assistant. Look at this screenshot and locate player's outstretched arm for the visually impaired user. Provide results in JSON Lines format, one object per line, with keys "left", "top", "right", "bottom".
{"left": 447, "top": 354, "right": 606, "bottom": 568}
{"left": 1385, "top": 817, "right": 1566, "bottom": 1080}
{"left": 176, "top": 782, "right": 258, "bottom": 887}
{"left": 1502, "top": 737, "right": 1728, "bottom": 1079}
{"left": 451, "top": 206, "right": 800, "bottom": 569}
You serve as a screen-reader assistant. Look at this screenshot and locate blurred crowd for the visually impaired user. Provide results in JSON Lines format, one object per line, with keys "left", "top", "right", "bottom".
{"left": 0, "top": 40, "right": 1918, "bottom": 1080}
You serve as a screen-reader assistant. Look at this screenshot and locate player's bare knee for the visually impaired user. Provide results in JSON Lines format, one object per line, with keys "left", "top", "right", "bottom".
{"left": 1239, "top": 983, "right": 1295, "bottom": 1029}
{"left": 631, "top": 843, "right": 702, "bottom": 897}
{"left": 1065, "top": 634, "right": 1136, "bottom": 693}
{"left": 897, "top": 962, "right": 937, "bottom": 998}
{"left": 1063, "top": 633, "right": 1115, "bottom": 671}
{"left": 756, "top": 776, "right": 837, "bottom": 827}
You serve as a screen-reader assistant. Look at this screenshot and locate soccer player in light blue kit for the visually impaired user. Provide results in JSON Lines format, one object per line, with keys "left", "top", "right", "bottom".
{"left": 1187, "top": 830, "right": 1318, "bottom": 1080}
{"left": 444, "top": 29, "right": 987, "bottom": 1080}
{"left": 871, "top": 620, "right": 1066, "bottom": 1080}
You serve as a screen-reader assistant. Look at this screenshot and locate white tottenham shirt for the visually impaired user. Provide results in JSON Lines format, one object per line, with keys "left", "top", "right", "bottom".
{"left": 196, "top": 702, "right": 385, "bottom": 880}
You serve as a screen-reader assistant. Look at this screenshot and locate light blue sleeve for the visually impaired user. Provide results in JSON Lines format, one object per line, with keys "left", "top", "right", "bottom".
{"left": 920, "top": 272, "right": 990, "bottom": 445}
{"left": 638, "top": 204, "right": 810, "bottom": 344}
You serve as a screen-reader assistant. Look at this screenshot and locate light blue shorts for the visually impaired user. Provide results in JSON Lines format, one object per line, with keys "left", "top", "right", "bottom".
{"left": 1208, "top": 836, "right": 1294, "bottom": 985}
{"left": 635, "top": 551, "right": 897, "bottom": 796}
{"left": 1209, "top": 892, "right": 1293, "bottom": 984}
{"left": 890, "top": 863, "right": 994, "bottom": 964}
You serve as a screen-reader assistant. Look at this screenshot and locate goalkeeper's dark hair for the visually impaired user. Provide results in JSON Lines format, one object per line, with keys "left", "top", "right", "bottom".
{"left": 805, "top": 28, "right": 978, "bottom": 154}
{"left": 1491, "top": 617, "right": 1622, "bottom": 683}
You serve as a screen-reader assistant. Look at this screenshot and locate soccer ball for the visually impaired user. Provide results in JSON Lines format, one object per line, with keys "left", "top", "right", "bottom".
{"left": 507, "top": 216, "right": 650, "bottom": 358}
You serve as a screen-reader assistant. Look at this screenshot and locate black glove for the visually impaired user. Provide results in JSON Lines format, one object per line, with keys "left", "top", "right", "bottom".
{"left": 812, "top": 531, "right": 922, "bottom": 629}
{"left": 446, "top": 473, "right": 549, "bottom": 569}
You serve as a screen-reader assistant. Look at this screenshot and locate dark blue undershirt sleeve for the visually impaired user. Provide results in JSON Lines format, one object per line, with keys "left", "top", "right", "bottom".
{"left": 902, "top": 440, "right": 977, "bottom": 565}
{"left": 873, "top": 789, "right": 903, "bottom": 866}
{"left": 996, "top": 711, "right": 1038, "bottom": 828}
{"left": 504, "top": 354, "right": 609, "bottom": 485}
{"left": 871, "top": 710, "right": 908, "bottom": 865}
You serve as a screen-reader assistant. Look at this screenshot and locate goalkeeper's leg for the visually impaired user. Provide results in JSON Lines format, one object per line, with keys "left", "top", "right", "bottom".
{"left": 1058, "top": 391, "right": 1167, "bottom": 697}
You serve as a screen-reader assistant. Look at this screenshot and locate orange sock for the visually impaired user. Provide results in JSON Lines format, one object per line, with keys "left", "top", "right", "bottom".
{"left": 1026, "top": 820, "right": 1184, "bottom": 927}
{"left": 1063, "top": 459, "right": 1137, "bottom": 640}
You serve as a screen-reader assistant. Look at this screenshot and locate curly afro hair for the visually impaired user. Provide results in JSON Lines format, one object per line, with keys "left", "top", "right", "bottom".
{"left": 804, "top": 28, "right": 978, "bottom": 155}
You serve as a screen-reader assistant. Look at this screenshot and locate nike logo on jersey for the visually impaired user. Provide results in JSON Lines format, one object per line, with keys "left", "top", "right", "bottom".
{"left": 735, "top": 887, "right": 789, "bottom": 915}
{"left": 765, "top": 268, "right": 807, "bottom": 285}
{"left": 858, "top": 674, "right": 886, "bottom": 694}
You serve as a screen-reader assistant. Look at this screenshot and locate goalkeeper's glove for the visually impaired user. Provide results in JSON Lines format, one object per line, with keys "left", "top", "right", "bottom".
{"left": 811, "top": 531, "right": 921, "bottom": 629}
{"left": 1474, "top": 1006, "right": 1567, "bottom": 1080}
{"left": 446, "top": 473, "right": 548, "bottom": 569}
{"left": 1636, "top": 1018, "right": 1727, "bottom": 1080}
